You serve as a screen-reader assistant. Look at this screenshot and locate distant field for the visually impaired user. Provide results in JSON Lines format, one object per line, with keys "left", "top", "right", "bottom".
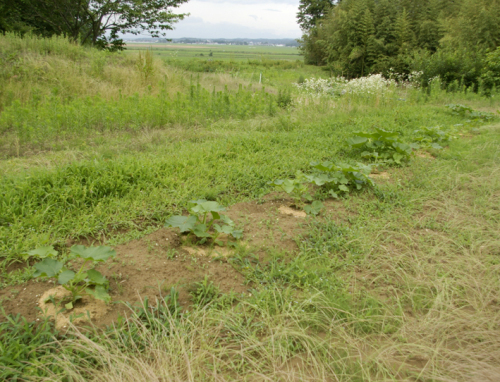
{"left": 125, "top": 42, "right": 302, "bottom": 61}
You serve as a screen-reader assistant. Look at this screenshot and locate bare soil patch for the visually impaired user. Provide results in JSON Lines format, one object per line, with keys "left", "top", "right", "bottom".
{"left": 415, "top": 150, "right": 436, "bottom": 159}
{"left": 370, "top": 171, "right": 391, "bottom": 180}
{"left": 39, "top": 286, "right": 109, "bottom": 330}
{"left": 1, "top": 199, "right": 309, "bottom": 327}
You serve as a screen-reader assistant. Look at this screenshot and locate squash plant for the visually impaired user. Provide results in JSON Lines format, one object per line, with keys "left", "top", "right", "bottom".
{"left": 347, "top": 128, "right": 416, "bottom": 165}
{"left": 413, "top": 126, "right": 455, "bottom": 149}
{"left": 165, "top": 199, "right": 243, "bottom": 244}
{"left": 308, "top": 161, "right": 374, "bottom": 198}
{"left": 267, "top": 171, "right": 312, "bottom": 207}
{"left": 33, "top": 245, "right": 116, "bottom": 309}
{"left": 268, "top": 162, "right": 373, "bottom": 215}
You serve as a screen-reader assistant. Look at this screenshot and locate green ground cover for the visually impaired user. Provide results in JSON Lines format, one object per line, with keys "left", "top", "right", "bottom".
{"left": 1, "top": 34, "right": 500, "bottom": 381}
{"left": 125, "top": 42, "right": 323, "bottom": 88}
{"left": 125, "top": 43, "right": 301, "bottom": 61}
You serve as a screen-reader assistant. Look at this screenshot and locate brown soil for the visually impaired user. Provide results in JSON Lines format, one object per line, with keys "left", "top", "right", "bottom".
{"left": 38, "top": 286, "right": 109, "bottom": 330}
{"left": 278, "top": 205, "right": 307, "bottom": 218}
{"left": 370, "top": 171, "right": 391, "bottom": 180}
{"left": 0, "top": 199, "right": 309, "bottom": 327}
{"left": 415, "top": 151, "right": 436, "bottom": 159}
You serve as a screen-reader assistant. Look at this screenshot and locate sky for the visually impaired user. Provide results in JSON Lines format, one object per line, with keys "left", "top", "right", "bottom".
{"left": 157, "top": 0, "right": 302, "bottom": 39}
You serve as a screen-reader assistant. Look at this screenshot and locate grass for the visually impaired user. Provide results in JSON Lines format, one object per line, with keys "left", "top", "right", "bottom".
{"left": 1, "top": 34, "right": 500, "bottom": 381}
{"left": 125, "top": 42, "right": 302, "bottom": 61}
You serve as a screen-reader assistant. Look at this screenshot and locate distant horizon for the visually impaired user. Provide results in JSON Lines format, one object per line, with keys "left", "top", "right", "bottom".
{"left": 120, "top": 0, "right": 301, "bottom": 40}
{"left": 124, "top": 37, "right": 299, "bottom": 41}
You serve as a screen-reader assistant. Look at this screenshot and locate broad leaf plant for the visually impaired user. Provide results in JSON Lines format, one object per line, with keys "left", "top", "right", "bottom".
{"left": 33, "top": 245, "right": 116, "bottom": 309}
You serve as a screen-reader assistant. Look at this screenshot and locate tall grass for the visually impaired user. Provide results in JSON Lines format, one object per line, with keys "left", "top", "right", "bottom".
{"left": 0, "top": 33, "right": 185, "bottom": 112}
{"left": 0, "top": 84, "right": 278, "bottom": 146}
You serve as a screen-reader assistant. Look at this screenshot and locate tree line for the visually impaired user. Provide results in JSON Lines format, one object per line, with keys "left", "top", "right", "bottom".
{"left": 0, "top": 0, "right": 188, "bottom": 51}
{"left": 297, "top": 0, "right": 500, "bottom": 92}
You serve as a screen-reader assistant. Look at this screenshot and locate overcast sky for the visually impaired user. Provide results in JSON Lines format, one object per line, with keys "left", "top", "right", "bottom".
{"left": 160, "top": 0, "right": 302, "bottom": 39}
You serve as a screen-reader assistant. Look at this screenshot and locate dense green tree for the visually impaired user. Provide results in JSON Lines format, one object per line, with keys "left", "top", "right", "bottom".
{"left": 297, "top": 0, "right": 337, "bottom": 31}
{"left": 0, "top": 0, "right": 189, "bottom": 49}
{"left": 298, "top": 0, "right": 500, "bottom": 89}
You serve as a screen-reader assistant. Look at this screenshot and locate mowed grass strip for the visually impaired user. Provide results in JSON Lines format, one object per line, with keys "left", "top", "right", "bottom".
{"left": 4, "top": 124, "right": 499, "bottom": 381}
{"left": 0, "top": 94, "right": 487, "bottom": 266}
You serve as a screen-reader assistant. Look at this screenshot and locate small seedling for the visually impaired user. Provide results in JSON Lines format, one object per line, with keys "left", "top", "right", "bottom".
{"left": 304, "top": 200, "right": 324, "bottom": 216}
{"left": 347, "top": 128, "right": 416, "bottom": 165}
{"left": 190, "top": 276, "right": 220, "bottom": 306}
{"left": 268, "top": 171, "right": 312, "bottom": 207}
{"left": 33, "top": 245, "right": 116, "bottom": 309}
{"left": 165, "top": 199, "right": 243, "bottom": 244}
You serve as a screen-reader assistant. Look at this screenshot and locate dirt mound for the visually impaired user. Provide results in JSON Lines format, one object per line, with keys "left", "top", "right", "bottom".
{"left": 1, "top": 198, "right": 309, "bottom": 327}
{"left": 38, "top": 286, "right": 109, "bottom": 330}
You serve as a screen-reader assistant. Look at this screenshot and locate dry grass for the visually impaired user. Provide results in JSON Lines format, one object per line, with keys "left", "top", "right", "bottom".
{"left": 28, "top": 127, "right": 500, "bottom": 381}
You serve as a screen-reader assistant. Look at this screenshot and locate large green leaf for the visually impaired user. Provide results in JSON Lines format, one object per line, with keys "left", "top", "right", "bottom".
{"left": 214, "top": 224, "right": 234, "bottom": 235}
{"left": 85, "top": 285, "right": 111, "bottom": 303}
{"left": 220, "top": 214, "right": 234, "bottom": 225}
{"left": 267, "top": 179, "right": 284, "bottom": 186}
{"left": 231, "top": 230, "right": 243, "bottom": 239}
{"left": 190, "top": 201, "right": 226, "bottom": 214}
{"left": 354, "top": 131, "right": 377, "bottom": 139}
{"left": 58, "top": 269, "right": 76, "bottom": 285}
{"left": 165, "top": 215, "right": 197, "bottom": 233}
{"left": 375, "top": 127, "right": 398, "bottom": 138}
{"left": 304, "top": 201, "right": 323, "bottom": 216}
{"left": 392, "top": 142, "right": 412, "bottom": 155}
{"left": 33, "top": 258, "right": 63, "bottom": 278}
{"left": 310, "top": 161, "right": 335, "bottom": 172}
{"left": 22, "top": 246, "right": 58, "bottom": 261}
{"left": 347, "top": 136, "right": 368, "bottom": 148}
{"left": 281, "top": 179, "right": 296, "bottom": 194}
{"left": 193, "top": 223, "right": 211, "bottom": 238}
{"left": 305, "top": 173, "right": 332, "bottom": 186}
{"left": 338, "top": 185, "right": 350, "bottom": 192}
{"left": 70, "top": 245, "right": 116, "bottom": 262}
{"left": 87, "top": 269, "right": 107, "bottom": 285}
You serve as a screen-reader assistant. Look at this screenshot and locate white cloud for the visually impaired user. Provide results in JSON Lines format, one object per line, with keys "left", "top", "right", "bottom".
{"left": 162, "top": 0, "right": 301, "bottom": 39}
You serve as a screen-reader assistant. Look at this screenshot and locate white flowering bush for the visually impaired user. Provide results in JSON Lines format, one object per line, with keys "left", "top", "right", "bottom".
{"left": 387, "top": 68, "right": 424, "bottom": 88}
{"left": 293, "top": 77, "right": 345, "bottom": 97}
{"left": 295, "top": 74, "right": 396, "bottom": 97}
{"left": 342, "top": 74, "right": 396, "bottom": 95}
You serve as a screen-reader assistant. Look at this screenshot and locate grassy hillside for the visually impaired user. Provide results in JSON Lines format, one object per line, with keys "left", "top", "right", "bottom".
{"left": 1, "top": 35, "right": 500, "bottom": 381}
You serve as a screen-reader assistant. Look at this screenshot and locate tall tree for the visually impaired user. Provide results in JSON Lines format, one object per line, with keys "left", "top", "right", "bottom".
{"left": 297, "top": 0, "right": 336, "bottom": 31}
{"left": 0, "top": 0, "right": 189, "bottom": 48}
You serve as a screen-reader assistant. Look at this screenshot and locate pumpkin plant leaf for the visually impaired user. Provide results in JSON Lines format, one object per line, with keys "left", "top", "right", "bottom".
{"left": 22, "top": 246, "right": 58, "bottom": 261}
{"left": 33, "top": 258, "right": 63, "bottom": 278}
{"left": 165, "top": 215, "right": 197, "bottom": 233}
{"left": 85, "top": 285, "right": 111, "bottom": 303}
{"left": 58, "top": 269, "right": 76, "bottom": 285}
{"left": 86, "top": 269, "right": 107, "bottom": 285}
{"left": 70, "top": 245, "right": 116, "bottom": 262}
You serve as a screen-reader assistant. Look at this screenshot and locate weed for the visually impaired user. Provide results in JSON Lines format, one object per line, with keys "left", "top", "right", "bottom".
{"left": 0, "top": 312, "right": 62, "bottom": 380}
{"left": 276, "top": 89, "right": 293, "bottom": 108}
{"left": 136, "top": 50, "right": 155, "bottom": 82}
{"left": 190, "top": 276, "right": 220, "bottom": 306}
